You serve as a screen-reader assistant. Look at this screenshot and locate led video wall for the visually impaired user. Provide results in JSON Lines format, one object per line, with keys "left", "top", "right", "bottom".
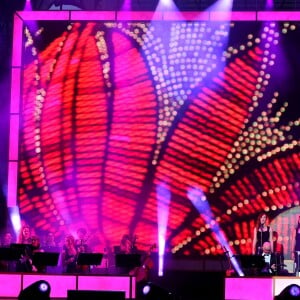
{"left": 9, "top": 11, "right": 300, "bottom": 256}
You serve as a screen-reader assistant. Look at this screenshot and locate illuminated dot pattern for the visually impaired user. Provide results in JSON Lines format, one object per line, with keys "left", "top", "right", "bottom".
{"left": 19, "top": 21, "right": 299, "bottom": 254}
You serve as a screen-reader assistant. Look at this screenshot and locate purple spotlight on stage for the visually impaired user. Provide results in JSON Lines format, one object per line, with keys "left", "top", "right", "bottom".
{"left": 156, "top": 182, "right": 171, "bottom": 277}
{"left": 266, "top": 0, "right": 274, "bottom": 10}
{"left": 161, "top": 0, "right": 172, "bottom": 5}
{"left": 208, "top": 0, "right": 233, "bottom": 11}
{"left": 143, "top": 284, "right": 151, "bottom": 295}
{"left": 157, "top": 0, "right": 177, "bottom": 10}
{"left": 9, "top": 206, "right": 21, "bottom": 236}
{"left": 187, "top": 187, "right": 244, "bottom": 276}
{"left": 142, "top": 282, "right": 172, "bottom": 299}
{"left": 38, "top": 282, "right": 49, "bottom": 293}
{"left": 290, "top": 285, "right": 300, "bottom": 296}
{"left": 121, "top": 0, "right": 131, "bottom": 11}
{"left": 24, "top": 0, "right": 32, "bottom": 11}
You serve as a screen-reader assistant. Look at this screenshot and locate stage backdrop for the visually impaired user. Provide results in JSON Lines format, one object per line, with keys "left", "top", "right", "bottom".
{"left": 8, "top": 11, "right": 300, "bottom": 257}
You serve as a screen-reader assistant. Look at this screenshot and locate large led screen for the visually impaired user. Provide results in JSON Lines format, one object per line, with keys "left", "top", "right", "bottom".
{"left": 10, "top": 12, "right": 300, "bottom": 257}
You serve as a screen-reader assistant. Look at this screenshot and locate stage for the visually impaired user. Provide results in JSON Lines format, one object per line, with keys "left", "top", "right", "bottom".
{"left": 0, "top": 272, "right": 136, "bottom": 299}
{"left": 1, "top": 271, "right": 300, "bottom": 300}
{"left": 0, "top": 269, "right": 226, "bottom": 300}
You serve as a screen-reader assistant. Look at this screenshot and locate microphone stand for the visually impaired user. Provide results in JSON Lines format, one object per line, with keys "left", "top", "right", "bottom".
{"left": 222, "top": 246, "right": 234, "bottom": 276}
{"left": 259, "top": 224, "right": 263, "bottom": 255}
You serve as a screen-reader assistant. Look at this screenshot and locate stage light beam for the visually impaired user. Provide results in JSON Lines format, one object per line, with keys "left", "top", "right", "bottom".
{"left": 156, "top": 182, "right": 171, "bottom": 277}
{"left": 187, "top": 186, "right": 244, "bottom": 276}
{"left": 157, "top": 0, "right": 177, "bottom": 11}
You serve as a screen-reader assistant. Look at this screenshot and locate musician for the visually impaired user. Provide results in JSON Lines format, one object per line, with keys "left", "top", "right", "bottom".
{"left": 16, "top": 235, "right": 44, "bottom": 272}
{"left": 0, "top": 231, "right": 14, "bottom": 271}
{"left": 252, "top": 213, "right": 273, "bottom": 255}
{"left": 30, "top": 236, "right": 45, "bottom": 272}
{"left": 116, "top": 234, "right": 139, "bottom": 276}
{"left": 75, "top": 228, "right": 90, "bottom": 253}
{"left": 1, "top": 231, "right": 13, "bottom": 247}
{"left": 43, "top": 231, "right": 57, "bottom": 249}
{"left": 62, "top": 235, "right": 77, "bottom": 273}
{"left": 17, "top": 225, "right": 32, "bottom": 244}
{"left": 120, "top": 234, "right": 138, "bottom": 254}
{"left": 75, "top": 228, "right": 92, "bottom": 273}
{"left": 260, "top": 241, "right": 288, "bottom": 275}
{"left": 292, "top": 216, "right": 300, "bottom": 273}
{"left": 260, "top": 241, "right": 277, "bottom": 275}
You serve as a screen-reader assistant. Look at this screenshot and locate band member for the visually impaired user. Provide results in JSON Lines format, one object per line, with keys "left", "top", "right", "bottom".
{"left": 75, "top": 228, "right": 90, "bottom": 253}
{"left": 17, "top": 225, "right": 32, "bottom": 244}
{"left": 252, "top": 213, "right": 273, "bottom": 255}
{"left": 260, "top": 241, "right": 277, "bottom": 275}
{"left": 16, "top": 235, "right": 44, "bottom": 272}
{"left": 0, "top": 231, "right": 14, "bottom": 271}
{"left": 30, "top": 236, "right": 45, "bottom": 272}
{"left": 292, "top": 216, "right": 300, "bottom": 273}
{"left": 120, "top": 234, "right": 138, "bottom": 254}
{"left": 75, "top": 228, "right": 92, "bottom": 273}
{"left": 43, "top": 231, "right": 57, "bottom": 249}
{"left": 62, "top": 235, "right": 77, "bottom": 273}
{"left": 1, "top": 231, "right": 13, "bottom": 247}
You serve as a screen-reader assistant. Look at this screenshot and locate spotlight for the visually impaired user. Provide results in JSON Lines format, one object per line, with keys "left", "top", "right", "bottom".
{"left": 143, "top": 284, "right": 151, "bottom": 295}
{"left": 275, "top": 284, "right": 300, "bottom": 300}
{"left": 143, "top": 282, "right": 174, "bottom": 300}
{"left": 18, "top": 280, "right": 51, "bottom": 300}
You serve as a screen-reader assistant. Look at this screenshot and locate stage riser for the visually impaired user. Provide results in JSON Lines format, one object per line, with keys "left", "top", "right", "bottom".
{"left": 0, "top": 273, "right": 135, "bottom": 299}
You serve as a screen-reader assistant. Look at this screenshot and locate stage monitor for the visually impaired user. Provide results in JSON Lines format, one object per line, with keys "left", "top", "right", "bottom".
{"left": 115, "top": 254, "right": 141, "bottom": 269}
{"left": 32, "top": 252, "right": 60, "bottom": 267}
{"left": 77, "top": 253, "right": 103, "bottom": 266}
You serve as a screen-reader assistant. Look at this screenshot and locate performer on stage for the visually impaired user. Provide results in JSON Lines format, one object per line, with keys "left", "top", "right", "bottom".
{"left": 62, "top": 235, "right": 77, "bottom": 273}
{"left": 16, "top": 235, "right": 44, "bottom": 272}
{"left": 17, "top": 225, "right": 32, "bottom": 244}
{"left": 75, "top": 228, "right": 92, "bottom": 273}
{"left": 1, "top": 231, "right": 13, "bottom": 247}
{"left": 75, "top": 228, "right": 90, "bottom": 253}
{"left": 0, "top": 231, "right": 14, "bottom": 271}
{"left": 120, "top": 234, "right": 138, "bottom": 254}
{"left": 252, "top": 213, "right": 273, "bottom": 255}
{"left": 30, "top": 236, "right": 46, "bottom": 272}
{"left": 292, "top": 216, "right": 300, "bottom": 273}
{"left": 43, "top": 231, "right": 57, "bottom": 249}
{"left": 260, "top": 241, "right": 277, "bottom": 275}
